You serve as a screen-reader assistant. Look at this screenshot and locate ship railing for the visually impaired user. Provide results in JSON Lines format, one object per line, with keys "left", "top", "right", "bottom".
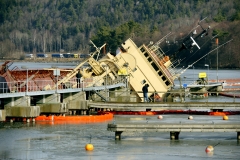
{"left": 0, "top": 76, "right": 127, "bottom": 94}
{"left": 152, "top": 49, "right": 177, "bottom": 78}
{"left": 83, "top": 75, "right": 127, "bottom": 88}
{"left": 1, "top": 80, "right": 240, "bottom": 103}
{"left": 145, "top": 46, "right": 176, "bottom": 83}
{"left": 149, "top": 32, "right": 172, "bottom": 50}
{"left": 98, "top": 90, "right": 240, "bottom": 103}
{"left": 147, "top": 33, "right": 178, "bottom": 78}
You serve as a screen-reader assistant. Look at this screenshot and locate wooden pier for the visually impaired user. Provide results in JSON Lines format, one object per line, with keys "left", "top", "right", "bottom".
{"left": 107, "top": 122, "right": 240, "bottom": 140}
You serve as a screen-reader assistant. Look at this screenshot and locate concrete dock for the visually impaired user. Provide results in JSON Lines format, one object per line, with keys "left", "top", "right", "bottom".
{"left": 107, "top": 122, "right": 240, "bottom": 140}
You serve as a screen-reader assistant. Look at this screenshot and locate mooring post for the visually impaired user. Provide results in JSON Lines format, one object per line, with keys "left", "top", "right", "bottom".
{"left": 115, "top": 131, "right": 123, "bottom": 140}
{"left": 237, "top": 132, "right": 240, "bottom": 140}
{"left": 170, "top": 132, "right": 180, "bottom": 140}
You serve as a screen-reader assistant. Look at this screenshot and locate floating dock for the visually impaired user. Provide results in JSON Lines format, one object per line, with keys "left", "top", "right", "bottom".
{"left": 107, "top": 122, "right": 240, "bottom": 140}
{"left": 89, "top": 102, "right": 240, "bottom": 111}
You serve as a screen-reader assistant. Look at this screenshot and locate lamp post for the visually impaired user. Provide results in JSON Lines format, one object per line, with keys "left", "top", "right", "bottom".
{"left": 123, "top": 63, "right": 129, "bottom": 90}
{"left": 183, "top": 76, "right": 186, "bottom": 84}
{"left": 205, "top": 64, "right": 209, "bottom": 80}
{"left": 21, "top": 66, "right": 28, "bottom": 95}
{"left": 52, "top": 66, "right": 60, "bottom": 93}
{"left": 216, "top": 38, "right": 219, "bottom": 83}
{"left": 192, "top": 65, "right": 195, "bottom": 81}
{"left": 102, "top": 65, "right": 108, "bottom": 101}
{"left": 188, "top": 65, "right": 194, "bottom": 81}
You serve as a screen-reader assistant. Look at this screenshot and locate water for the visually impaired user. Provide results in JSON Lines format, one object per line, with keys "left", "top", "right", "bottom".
{"left": 175, "top": 68, "right": 240, "bottom": 84}
{"left": 0, "top": 114, "right": 240, "bottom": 160}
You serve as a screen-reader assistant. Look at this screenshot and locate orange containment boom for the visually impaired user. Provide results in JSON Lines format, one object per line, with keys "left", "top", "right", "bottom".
{"left": 35, "top": 113, "right": 113, "bottom": 124}
{"left": 208, "top": 112, "right": 227, "bottom": 116}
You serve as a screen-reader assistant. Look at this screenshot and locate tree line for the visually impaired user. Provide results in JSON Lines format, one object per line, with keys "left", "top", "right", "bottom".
{"left": 0, "top": 0, "right": 240, "bottom": 68}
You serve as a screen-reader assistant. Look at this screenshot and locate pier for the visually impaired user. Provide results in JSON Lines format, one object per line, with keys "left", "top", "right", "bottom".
{"left": 1, "top": 61, "right": 240, "bottom": 121}
{"left": 107, "top": 122, "right": 240, "bottom": 140}
{"left": 0, "top": 78, "right": 126, "bottom": 121}
{"left": 89, "top": 102, "right": 240, "bottom": 111}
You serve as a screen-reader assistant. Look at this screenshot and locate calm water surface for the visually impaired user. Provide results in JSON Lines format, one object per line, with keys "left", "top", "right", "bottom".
{"left": 0, "top": 114, "right": 240, "bottom": 160}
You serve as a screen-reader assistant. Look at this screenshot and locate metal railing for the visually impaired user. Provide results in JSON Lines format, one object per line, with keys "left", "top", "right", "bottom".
{"left": 91, "top": 90, "right": 240, "bottom": 103}
{"left": 1, "top": 76, "right": 239, "bottom": 103}
{"left": 0, "top": 76, "right": 127, "bottom": 96}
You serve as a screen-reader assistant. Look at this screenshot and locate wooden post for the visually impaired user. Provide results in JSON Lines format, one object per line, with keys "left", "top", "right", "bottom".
{"left": 170, "top": 132, "right": 180, "bottom": 140}
{"left": 115, "top": 131, "right": 123, "bottom": 140}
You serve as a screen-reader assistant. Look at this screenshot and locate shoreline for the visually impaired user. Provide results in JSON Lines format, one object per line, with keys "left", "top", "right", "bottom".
{"left": 0, "top": 59, "right": 240, "bottom": 69}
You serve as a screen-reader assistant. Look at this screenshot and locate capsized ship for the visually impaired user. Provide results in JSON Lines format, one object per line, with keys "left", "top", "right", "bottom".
{"left": 0, "top": 36, "right": 182, "bottom": 103}
{"left": 90, "top": 36, "right": 178, "bottom": 102}
{"left": 83, "top": 22, "right": 214, "bottom": 102}
{"left": 0, "top": 20, "right": 217, "bottom": 103}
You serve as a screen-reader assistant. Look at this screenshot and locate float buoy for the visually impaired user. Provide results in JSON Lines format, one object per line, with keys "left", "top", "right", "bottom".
{"left": 157, "top": 115, "right": 163, "bottom": 119}
{"left": 85, "top": 135, "right": 94, "bottom": 151}
{"left": 223, "top": 115, "right": 228, "bottom": 120}
{"left": 188, "top": 116, "right": 193, "bottom": 120}
{"left": 85, "top": 144, "right": 94, "bottom": 151}
{"left": 205, "top": 145, "right": 214, "bottom": 152}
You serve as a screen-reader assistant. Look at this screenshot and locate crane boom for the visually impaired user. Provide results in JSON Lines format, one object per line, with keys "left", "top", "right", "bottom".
{"left": 53, "top": 42, "right": 106, "bottom": 89}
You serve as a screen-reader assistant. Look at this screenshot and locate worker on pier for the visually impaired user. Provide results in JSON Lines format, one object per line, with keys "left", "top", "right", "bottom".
{"left": 142, "top": 84, "right": 149, "bottom": 102}
{"left": 76, "top": 70, "right": 82, "bottom": 88}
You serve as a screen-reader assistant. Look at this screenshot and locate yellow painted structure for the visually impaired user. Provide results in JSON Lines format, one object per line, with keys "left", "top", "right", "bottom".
{"left": 199, "top": 72, "right": 207, "bottom": 78}
{"left": 87, "top": 38, "right": 177, "bottom": 101}
{"left": 56, "top": 38, "right": 178, "bottom": 102}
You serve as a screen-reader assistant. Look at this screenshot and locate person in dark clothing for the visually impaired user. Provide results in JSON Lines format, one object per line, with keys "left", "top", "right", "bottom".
{"left": 76, "top": 70, "right": 82, "bottom": 88}
{"left": 142, "top": 84, "right": 149, "bottom": 102}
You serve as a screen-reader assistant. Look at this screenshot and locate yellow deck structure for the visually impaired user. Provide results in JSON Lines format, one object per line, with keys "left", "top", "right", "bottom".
{"left": 53, "top": 37, "right": 179, "bottom": 102}
{"left": 86, "top": 38, "right": 178, "bottom": 102}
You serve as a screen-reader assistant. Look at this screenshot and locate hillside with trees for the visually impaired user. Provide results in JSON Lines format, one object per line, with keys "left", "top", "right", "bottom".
{"left": 0, "top": 0, "right": 240, "bottom": 68}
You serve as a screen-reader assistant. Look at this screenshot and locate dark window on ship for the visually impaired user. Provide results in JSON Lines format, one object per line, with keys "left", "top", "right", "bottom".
{"left": 140, "top": 47, "right": 145, "bottom": 53}
{"left": 147, "top": 57, "right": 152, "bottom": 62}
{"left": 162, "top": 76, "right": 166, "bottom": 81}
{"left": 165, "top": 81, "right": 170, "bottom": 86}
{"left": 151, "top": 62, "right": 159, "bottom": 71}
{"left": 141, "top": 79, "right": 146, "bottom": 84}
{"left": 144, "top": 53, "right": 148, "bottom": 57}
{"left": 158, "top": 71, "right": 163, "bottom": 76}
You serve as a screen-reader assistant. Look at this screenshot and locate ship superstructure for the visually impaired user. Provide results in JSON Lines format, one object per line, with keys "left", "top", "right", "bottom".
{"left": 81, "top": 34, "right": 179, "bottom": 102}
{"left": 111, "top": 39, "right": 175, "bottom": 99}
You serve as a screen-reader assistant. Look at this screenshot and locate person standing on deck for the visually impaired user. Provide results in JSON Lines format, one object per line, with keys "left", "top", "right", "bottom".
{"left": 142, "top": 84, "right": 149, "bottom": 102}
{"left": 76, "top": 70, "right": 82, "bottom": 88}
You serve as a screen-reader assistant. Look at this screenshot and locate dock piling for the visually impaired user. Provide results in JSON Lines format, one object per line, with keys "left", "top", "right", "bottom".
{"left": 115, "top": 131, "right": 123, "bottom": 140}
{"left": 170, "top": 132, "right": 180, "bottom": 140}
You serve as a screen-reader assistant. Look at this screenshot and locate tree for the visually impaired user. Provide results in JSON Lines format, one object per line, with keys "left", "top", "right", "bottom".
{"left": 0, "top": 39, "right": 15, "bottom": 58}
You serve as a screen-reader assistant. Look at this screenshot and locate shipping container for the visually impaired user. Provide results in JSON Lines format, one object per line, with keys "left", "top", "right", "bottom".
{"left": 79, "top": 54, "right": 90, "bottom": 58}
{"left": 52, "top": 53, "right": 64, "bottom": 58}
{"left": 63, "top": 53, "right": 73, "bottom": 58}
{"left": 73, "top": 54, "right": 79, "bottom": 58}
{"left": 36, "top": 53, "right": 48, "bottom": 58}
{"left": 25, "top": 54, "right": 34, "bottom": 59}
